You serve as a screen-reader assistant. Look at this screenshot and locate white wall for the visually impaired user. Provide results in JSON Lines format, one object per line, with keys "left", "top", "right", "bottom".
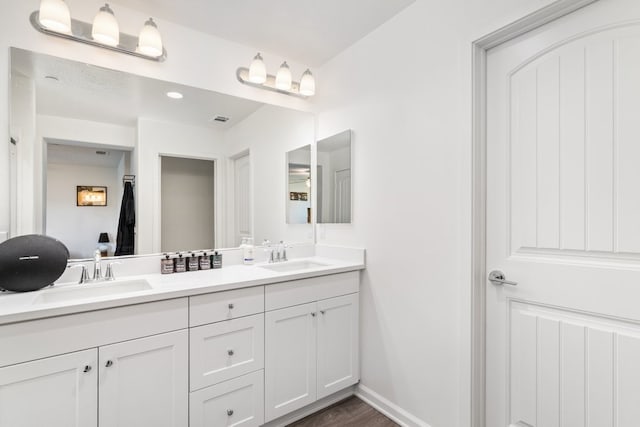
{"left": 314, "top": 0, "right": 557, "bottom": 426}
{"left": 136, "top": 118, "right": 225, "bottom": 253}
{"left": 224, "top": 105, "right": 315, "bottom": 245}
{"left": 0, "top": 0, "right": 312, "bottom": 239}
{"left": 46, "top": 163, "right": 119, "bottom": 258}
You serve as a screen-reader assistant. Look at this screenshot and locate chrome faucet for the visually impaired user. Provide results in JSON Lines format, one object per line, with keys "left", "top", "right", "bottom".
{"left": 268, "top": 240, "right": 289, "bottom": 263}
{"left": 92, "top": 250, "right": 103, "bottom": 281}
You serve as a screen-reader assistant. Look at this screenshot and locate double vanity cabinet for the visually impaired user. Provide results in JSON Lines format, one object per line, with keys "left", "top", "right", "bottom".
{"left": 0, "top": 269, "right": 360, "bottom": 427}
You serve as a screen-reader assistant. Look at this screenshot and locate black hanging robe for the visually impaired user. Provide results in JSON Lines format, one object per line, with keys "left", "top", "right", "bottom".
{"left": 115, "top": 181, "right": 135, "bottom": 256}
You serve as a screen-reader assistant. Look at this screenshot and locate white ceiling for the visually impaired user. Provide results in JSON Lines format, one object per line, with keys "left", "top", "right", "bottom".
{"left": 11, "top": 48, "right": 263, "bottom": 129}
{"left": 119, "top": 0, "right": 416, "bottom": 67}
{"left": 47, "top": 142, "right": 127, "bottom": 168}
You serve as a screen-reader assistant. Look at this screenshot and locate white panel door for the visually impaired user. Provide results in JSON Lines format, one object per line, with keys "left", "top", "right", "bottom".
{"left": 99, "top": 330, "right": 188, "bottom": 427}
{"left": 0, "top": 349, "right": 97, "bottom": 427}
{"left": 487, "top": 2, "right": 640, "bottom": 426}
{"left": 316, "top": 293, "right": 359, "bottom": 399}
{"left": 264, "top": 302, "right": 317, "bottom": 422}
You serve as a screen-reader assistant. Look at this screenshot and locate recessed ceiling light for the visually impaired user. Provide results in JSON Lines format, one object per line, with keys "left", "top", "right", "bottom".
{"left": 166, "top": 91, "right": 183, "bottom": 99}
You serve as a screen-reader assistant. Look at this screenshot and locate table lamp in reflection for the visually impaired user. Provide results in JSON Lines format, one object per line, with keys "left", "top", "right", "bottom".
{"left": 98, "top": 232, "right": 110, "bottom": 257}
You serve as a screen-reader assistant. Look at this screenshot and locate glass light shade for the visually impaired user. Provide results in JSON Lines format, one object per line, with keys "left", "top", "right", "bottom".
{"left": 249, "top": 53, "right": 267, "bottom": 84}
{"left": 275, "top": 62, "right": 292, "bottom": 91}
{"left": 92, "top": 4, "right": 119, "bottom": 46}
{"left": 138, "top": 18, "right": 163, "bottom": 57}
{"left": 38, "top": 0, "right": 71, "bottom": 33}
{"left": 299, "top": 69, "right": 316, "bottom": 96}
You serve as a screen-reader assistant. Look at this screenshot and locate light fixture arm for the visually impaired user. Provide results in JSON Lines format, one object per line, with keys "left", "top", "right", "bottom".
{"left": 29, "top": 11, "right": 167, "bottom": 62}
{"left": 236, "top": 67, "right": 309, "bottom": 99}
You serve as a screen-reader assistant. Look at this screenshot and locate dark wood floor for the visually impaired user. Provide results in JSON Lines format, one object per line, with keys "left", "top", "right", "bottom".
{"left": 287, "top": 396, "right": 399, "bottom": 427}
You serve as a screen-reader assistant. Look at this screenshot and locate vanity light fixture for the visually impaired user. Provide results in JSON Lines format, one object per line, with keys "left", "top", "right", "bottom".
{"left": 166, "top": 91, "right": 183, "bottom": 99}
{"left": 137, "top": 18, "right": 163, "bottom": 58}
{"left": 38, "top": 0, "right": 71, "bottom": 33}
{"left": 31, "top": 3, "right": 166, "bottom": 61}
{"left": 248, "top": 53, "right": 267, "bottom": 84}
{"left": 237, "top": 53, "right": 316, "bottom": 99}
{"left": 91, "top": 3, "right": 119, "bottom": 47}
{"left": 275, "top": 62, "right": 292, "bottom": 91}
{"left": 299, "top": 69, "right": 316, "bottom": 97}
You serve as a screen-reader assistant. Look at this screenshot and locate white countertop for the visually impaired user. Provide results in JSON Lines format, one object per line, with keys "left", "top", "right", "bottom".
{"left": 0, "top": 256, "right": 364, "bottom": 326}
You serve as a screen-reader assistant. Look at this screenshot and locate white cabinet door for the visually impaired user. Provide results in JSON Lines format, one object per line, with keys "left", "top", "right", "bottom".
{"left": 99, "top": 330, "right": 188, "bottom": 427}
{"left": 190, "top": 313, "right": 264, "bottom": 390}
{"left": 190, "top": 370, "right": 264, "bottom": 427}
{"left": 0, "top": 349, "right": 97, "bottom": 427}
{"left": 316, "top": 293, "right": 359, "bottom": 399}
{"left": 265, "top": 302, "right": 317, "bottom": 422}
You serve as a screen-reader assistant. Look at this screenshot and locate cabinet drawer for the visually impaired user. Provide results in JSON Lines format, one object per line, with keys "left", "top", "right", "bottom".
{"left": 189, "top": 370, "right": 264, "bottom": 427}
{"left": 189, "top": 286, "right": 264, "bottom": 327}
{"left": 265, "top": 271, "right": 359, "bottom": 311}
{"left": 190, "top": 314, "right": 264, "bottom": 391}
{"left": 0, "top": 298, "right": 188, "bottom": 367}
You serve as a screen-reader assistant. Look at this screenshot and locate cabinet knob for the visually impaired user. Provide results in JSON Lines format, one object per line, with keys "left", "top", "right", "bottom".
{"left": 227, "top": 409, "right": 234, "bottom": 416}
{"left": 320, "top": 310, "right": 325, "bottom": 315}
{"left": 105, "top": 360, "right": 113, "bottom": 367}
{"left": 311, "top": 312, "right": 316, "bottom": 317}
{"left": 83, "top": 365, "right": 92, "bottom": 373}
{"left": 228, "top": 303, "right": 234, "bottom": 309}
{"left": 227, "top": 349, "right": 234, "bottom": 356}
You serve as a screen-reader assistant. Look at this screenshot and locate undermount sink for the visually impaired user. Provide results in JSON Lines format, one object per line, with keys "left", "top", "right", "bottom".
{"left": 258, "top": 260, "right": 328, "bottom": 273}
{"left": 33, "top": 279, "right": 152, "bottom": 304}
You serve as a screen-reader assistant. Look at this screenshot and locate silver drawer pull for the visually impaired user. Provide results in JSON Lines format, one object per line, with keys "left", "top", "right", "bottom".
{"left": 227, "top": 349, "right": 234, "bottom": 356}
{"left": 105, "top": 360, "right": 113, "bottom": 367}
{"left": 228, "top": 303, "right": 234, "bottom": 309}
{"left": 83, "top": 365, "right": 92, "bottom": 373}
{"left": 227, "top": 409, "right": 234, "bottom": 416}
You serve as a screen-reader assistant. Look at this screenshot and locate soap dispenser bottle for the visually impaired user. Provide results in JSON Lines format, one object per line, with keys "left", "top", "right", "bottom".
{"left": 188, "top": 252, "right": 199, "bottom": 271}
{"left": 242, "top": 237, "right": 255, "bottom": 265}
{"left": 199, "top": 251, "right": 211, "bottom": 270}
{"left": 212, "top": 251, "right": 222, "bottom": 269}
{"left": 161, "top": 253, "right": 174, "bottom": 274}
{"left": 174, "top": 252, "right": 187, "bottom": 273}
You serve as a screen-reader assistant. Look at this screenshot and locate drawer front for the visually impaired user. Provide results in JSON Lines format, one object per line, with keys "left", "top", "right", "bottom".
{"left": 0, "top": 298, "right": 188, "bottom": 368}
{"left": 265, "top": 271, "right": 359, "bottom": 311}
{"left": 190, "top": 314, "right": 264, "bottom": 391}
{"left": 189, "top": 286, "right": 264, "bottom": 327}
{"left": 189, "top": 370, "right": 264, "bottom": 427}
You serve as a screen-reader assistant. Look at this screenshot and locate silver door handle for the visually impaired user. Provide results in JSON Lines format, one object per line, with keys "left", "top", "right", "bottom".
{"left": 488, "top": 270, "right": 517, "bottom": 286}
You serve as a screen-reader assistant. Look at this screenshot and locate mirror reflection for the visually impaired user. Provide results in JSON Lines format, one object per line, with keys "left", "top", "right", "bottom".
{"left": 287, "top": 145, "right": 311, "bottom": 224}
{"left": 317, "top": 130, "right": 352, "bottom": 224}
{"left": 9, "top": 47, "right": 315, "bottom": 259}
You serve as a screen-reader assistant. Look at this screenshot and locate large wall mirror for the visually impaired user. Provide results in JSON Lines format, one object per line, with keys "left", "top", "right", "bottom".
{"left": 9, "top": 47, "right": 315, "bottom": 259}
{"left": 317, "top": 130, "right": 352, "bottom": 224}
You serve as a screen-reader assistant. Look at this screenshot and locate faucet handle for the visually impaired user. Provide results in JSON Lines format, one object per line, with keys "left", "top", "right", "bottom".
{"left": 71, "top": 264, "right": 90, "bottom": 284}
{"left": 105, "top": 262, "right": 121, "bottom": 281}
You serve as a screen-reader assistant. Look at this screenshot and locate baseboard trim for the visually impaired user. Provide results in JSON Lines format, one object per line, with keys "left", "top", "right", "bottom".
{"left": 355, "top": 384, "right": 432, "bottom": 427}
{"left": 262, "top": 386, "right": 356, "bottom": 427}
